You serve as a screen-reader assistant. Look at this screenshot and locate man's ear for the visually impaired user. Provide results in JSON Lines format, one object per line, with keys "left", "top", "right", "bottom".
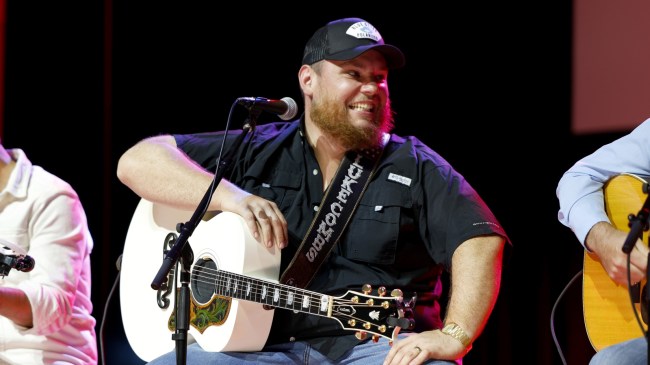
{"left": 299, "top": 65, "right": 314, "bottom": 96}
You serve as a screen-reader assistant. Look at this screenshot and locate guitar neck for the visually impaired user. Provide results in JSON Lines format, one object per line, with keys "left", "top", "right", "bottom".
{"left": 206, "top": 270, "right": 332, "bottom": 317}
{"left": 202, "top": 268, "right": 403, "bottom": 342}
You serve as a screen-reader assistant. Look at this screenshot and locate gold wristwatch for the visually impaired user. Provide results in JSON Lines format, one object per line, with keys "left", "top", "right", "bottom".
{"left": 441, "top": 322, "right": 472, "bottom": 347}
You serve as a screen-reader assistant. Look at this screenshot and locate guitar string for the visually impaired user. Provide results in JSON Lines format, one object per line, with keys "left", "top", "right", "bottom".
{"left": 167, "top": 265, "right": 390, "bottom": 309}
{"left": 200, "top": 268, "right": 323, "bottom": 307}
{"left": 192, "top": 268, "right": 387, "bottom": 310}
{"left": 190, "top": 263, "right": 386, "bottom": 302}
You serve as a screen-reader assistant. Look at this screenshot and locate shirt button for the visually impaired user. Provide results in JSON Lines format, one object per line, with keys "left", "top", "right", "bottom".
{"left": 313, "top": 205, "right": 319, "bottom": 212}
{"left": 312, "top": 169, "right": 318, "bottom": 175}
{"left": 289, "top": 336, "right": 296, "bottom": 342}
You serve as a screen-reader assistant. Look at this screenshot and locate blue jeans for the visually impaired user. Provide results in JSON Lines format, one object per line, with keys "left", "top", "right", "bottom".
{"left": 147, "top": 337, "right": 460, "bottom": 365}
{"left": 590, "top": 337, "right": 647, "bottom": 365}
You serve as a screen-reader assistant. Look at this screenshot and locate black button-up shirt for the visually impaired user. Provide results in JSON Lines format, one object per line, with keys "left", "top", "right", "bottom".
{"left": 175, "top": 118, "right": 508, "bottom": 360}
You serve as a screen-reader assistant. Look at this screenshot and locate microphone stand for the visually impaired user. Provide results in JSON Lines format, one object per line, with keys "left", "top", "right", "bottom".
{"left": 150, "top": 107, "right": 260, "bottom": 365}
{"left": 620, "top": 183, "right": 650, "bottom": 365}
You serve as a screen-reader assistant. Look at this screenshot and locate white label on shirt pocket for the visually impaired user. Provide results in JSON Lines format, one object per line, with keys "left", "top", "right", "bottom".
{"left": 387, "top": 173, "right": 412, "bottom": 186}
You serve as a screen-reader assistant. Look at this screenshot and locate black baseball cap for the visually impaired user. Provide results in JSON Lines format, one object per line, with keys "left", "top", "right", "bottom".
{"left": 302, "top": 18, "right": 405, "bottom": 69}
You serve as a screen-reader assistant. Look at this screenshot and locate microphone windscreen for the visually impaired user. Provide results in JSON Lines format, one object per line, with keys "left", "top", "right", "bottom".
{"left": 279, "top": 97, "right": 298, "bottom": 120}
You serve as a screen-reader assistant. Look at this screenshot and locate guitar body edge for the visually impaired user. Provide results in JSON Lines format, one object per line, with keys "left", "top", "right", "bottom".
{"left": 120, "top": 199, "right": 280, "bottom": 361}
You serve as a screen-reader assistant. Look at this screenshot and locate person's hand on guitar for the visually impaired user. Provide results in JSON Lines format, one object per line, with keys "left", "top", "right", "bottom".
{"left": 586, "top": 221, "right": 649, "bottom": 286}
{"left": 219, "top": 184, "right": 288, "bottom": 250}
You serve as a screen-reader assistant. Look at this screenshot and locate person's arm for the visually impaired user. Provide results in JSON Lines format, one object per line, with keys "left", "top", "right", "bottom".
{"left": 0, "top": 287, "right": 32, "bottom": 327}
{"left": 117, "top": 134, "right": 233, "bottom": 211}
{"left": 116, "top": 134, "right": 288, "bottom": 249}
{"left": 557, "top": 119, "right": 650, "bottom": 285}
{"left": 384, "top": 234, "right": 505, "bottom": 364}
{"left": 443, "top": 234, "right": 504, "bottom": 351}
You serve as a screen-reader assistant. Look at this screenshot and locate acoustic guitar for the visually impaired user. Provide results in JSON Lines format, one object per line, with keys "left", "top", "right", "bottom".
{"left": 582, "top": 173, "right": 649, "bottom": 351}
{"left": 120, "top": 198, "right": 410, "bottom": 362}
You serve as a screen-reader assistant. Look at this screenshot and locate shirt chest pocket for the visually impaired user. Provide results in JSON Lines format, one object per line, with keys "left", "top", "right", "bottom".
{"left": 248, "top": 171, "right": 302, "bottom": 211}
{"left": 340, "top": 188, "right": 412, "bottom": 265}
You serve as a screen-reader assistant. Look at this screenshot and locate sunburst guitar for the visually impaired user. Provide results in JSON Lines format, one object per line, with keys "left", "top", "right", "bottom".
{"left": 583, "top": 173, "right": 649, "bottom": 351}
{"left": 120, "top": 198, "right": 411, "bottom": 362}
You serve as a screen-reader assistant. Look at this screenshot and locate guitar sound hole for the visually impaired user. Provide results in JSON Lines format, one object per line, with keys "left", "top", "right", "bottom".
{"left": 191, "top": 257, "right": 217, "bottom": 305}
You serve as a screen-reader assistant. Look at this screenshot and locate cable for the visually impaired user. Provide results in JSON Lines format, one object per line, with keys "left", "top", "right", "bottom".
{"left": 626, "top": 250, "right": 647, "bottom": 335}
{"left": 98, "top": 255, "right": 122, "bottom": 365}
{"left": 551, "top": 269, "right": 582, "bottom": 365}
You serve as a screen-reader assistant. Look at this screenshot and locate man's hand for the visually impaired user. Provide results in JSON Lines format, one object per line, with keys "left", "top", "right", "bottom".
{"left": 587, "top": 221, "right": 649, "bottom": 285}
{"left": 383, "top": 331, "right": 465, "bottom": 365}
{"left": 224, "top": 190, "right": 288, "bottom": 250}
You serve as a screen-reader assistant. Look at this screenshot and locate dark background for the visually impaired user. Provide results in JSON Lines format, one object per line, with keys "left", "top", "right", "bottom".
{"left": 1, "top": 2, "right": 635, "bottom": 364}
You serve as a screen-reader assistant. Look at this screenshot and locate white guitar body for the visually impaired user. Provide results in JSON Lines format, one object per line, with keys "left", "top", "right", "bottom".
{"left": 119, "top": 199, "right": 280, "bottom": 362}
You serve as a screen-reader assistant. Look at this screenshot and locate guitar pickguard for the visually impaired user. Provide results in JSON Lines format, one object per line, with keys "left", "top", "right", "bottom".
{"left": 167, "top": 293, "right": 233, "bottom": 334}
{"left": 168, "top": 256, "right": 234, "bottom": 333}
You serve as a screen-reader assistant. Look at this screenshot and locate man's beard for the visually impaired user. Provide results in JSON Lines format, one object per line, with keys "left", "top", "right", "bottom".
{"left": 310, "top": 95, "right": 394, "bottom": 150}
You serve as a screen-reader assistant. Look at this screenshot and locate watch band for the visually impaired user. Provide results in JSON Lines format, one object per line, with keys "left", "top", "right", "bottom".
{"left": 441, "top": 322, "right": 472, "bottom": 347}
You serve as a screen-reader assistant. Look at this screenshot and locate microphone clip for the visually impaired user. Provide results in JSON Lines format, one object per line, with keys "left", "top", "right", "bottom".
{"left": 0, "top": 252, "right": 35, "bottom": 277}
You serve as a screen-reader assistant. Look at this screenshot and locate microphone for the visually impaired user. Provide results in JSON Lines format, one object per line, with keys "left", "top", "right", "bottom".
{"left": 0, "top": 253, "right": 34, "bottom": 276}
{"left": 237, "top": 97, "right": 298, "bottom": 121}
{"left": 14, "top": 255, "right": 35, "bottom": 272}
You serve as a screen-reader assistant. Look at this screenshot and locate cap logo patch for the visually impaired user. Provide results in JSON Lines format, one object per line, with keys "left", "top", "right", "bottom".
{"left": 346, "top": 21, "right": 382, "bottom": 42}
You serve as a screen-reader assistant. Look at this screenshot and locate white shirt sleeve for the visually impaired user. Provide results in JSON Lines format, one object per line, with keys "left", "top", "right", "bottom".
{"left": 556, "top": 118, "right": 650, "bottom": 247}
{"left": 20, "top": 188, "right": 92, "bottom": 335}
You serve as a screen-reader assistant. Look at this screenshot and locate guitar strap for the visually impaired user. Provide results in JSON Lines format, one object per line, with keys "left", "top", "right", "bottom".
{"left": 280, "top": 143, "right": 385, "bottom": 289}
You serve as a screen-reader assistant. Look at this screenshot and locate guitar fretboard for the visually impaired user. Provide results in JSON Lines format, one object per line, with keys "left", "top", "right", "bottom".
{"left": 193, "top": 269, "right": 332, "bottom": 317}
